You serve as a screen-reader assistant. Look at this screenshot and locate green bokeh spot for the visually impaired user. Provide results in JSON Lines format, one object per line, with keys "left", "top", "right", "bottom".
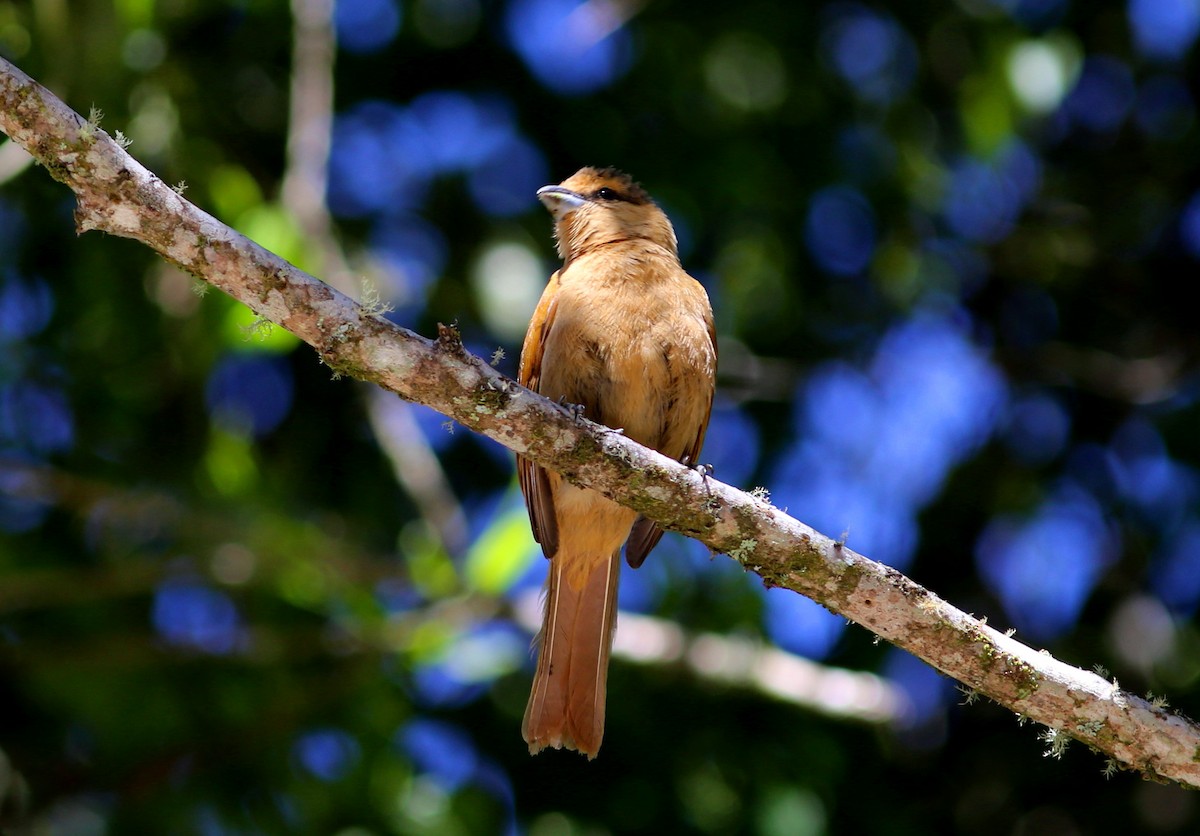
{"left": 222, "top": 302, "right": 300, "bottom": 353}
{"left": 238, "top": 204, "right": 312, "bottom": 272}
{"left": 400, "top": 522, "right": 459, "bottom": 599}
{"left": 209, "top": 164, "right": 264, "bottom": 220}
{"left": 464, "top": 499, "right": 537, "bottom": 595}
{"left": 204, "top": 428, "right": 258, "bottom": 497}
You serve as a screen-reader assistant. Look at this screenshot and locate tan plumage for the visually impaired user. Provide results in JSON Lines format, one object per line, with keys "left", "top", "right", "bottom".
{"left": 519, "top": 167, "right": 717, "bottom": 757}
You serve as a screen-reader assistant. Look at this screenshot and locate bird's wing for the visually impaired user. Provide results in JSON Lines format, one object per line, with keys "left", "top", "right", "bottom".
{"left": 625, "top": 315, "right": 718, "bottom": 569}
{"left": 517, "top": 272, "right": 562, "bottom": 558}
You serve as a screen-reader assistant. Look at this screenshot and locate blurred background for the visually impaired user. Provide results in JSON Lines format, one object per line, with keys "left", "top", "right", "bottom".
{"left": 3, "top": 0, "right": 1200, "bottom": 832}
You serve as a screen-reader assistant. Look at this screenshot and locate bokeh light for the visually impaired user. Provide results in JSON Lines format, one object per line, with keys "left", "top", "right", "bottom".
{"left": 804, "top": 186, "right": 877, "bottom": 276}
{"left": 1109, "top": 419, "right": 1197, "bottom": 529}
{"left": 884, "top": 647, "right": 955, "bottom": 732}
{"left": 327, "top": 101, "right": 435, "bottom": 217}
{"left": 369, "top": 214, "right": 448, "bottom": 315}
{"left": 409, "top": 91, "right": 517, "bottom": 174}
{"left": 761, "top": 589, "right": 847, "bottom": 661}
{"left": 503, "top": 0, "right": 633, "bottom": 95}
{"left": 819, "top": 4, "right": 918, "bottom": 105}
{"left": 335, "top": 0, "right": 402, "bottom": 54}
{"left": 1007, "top": 37, "right": 1080, "bottom": 114}
{"left": 1178, "top": 190, "right": 1200, "bottom": 259}
{"left": 205, "top": 355, "right": 294, "bottom": 437}
{"left": 770, "top": 310, "right": 1007, "bottom": 655}
{"left": 470, "top": 240, "right": 545, "bottom": 342}
{"left": 1151, "top": 521, "right": 1200, "bottom": 616}
{"left": 464, "top": 134, "right": 548, "bottom": 217}
{"left": 0, "top": 458, "right": 52, "bottom": 533}
{"left": 0, "top": 273, "right": 53, "bottom": 340}
{"left": 1003, "top": 391, "right": 1071, "bottom": 465}
{"left": 1061, "top": 55, "right": 1137, "bottom": 133}
{"left": 942, "top": 140, "right": 1041, "bottom": 244}
{"left": 396, "top": 719, "right": 478, "bottom": 791}
{"left": 293, "top": 728, "right": 362, "bottom": 781}
{"left": 1128, "top": 0, "right": 1200, "bottom": 62}
{"left": 975, "top": 484, "right": 1115, "bottom": 640}
{"left": 327, "top": 92, "right": 546, "bottom": 235}
{"left": 704, "top": 32, "right": 787, "bottom": 112}
{"left": 0, "top": 382, "right": 74, "bottom": 455}
{"left": 152, "top": 580, "right": 244, "bottom": 654}
{"left": 701, "top": 405, "right": 762, "bottom": 490}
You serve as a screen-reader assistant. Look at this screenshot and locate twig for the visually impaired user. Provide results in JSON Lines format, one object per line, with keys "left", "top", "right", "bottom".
{"left": 511, "top": 590, "right": 910, "bottom": 724}
{"left": 366, "top": 388, "right": 469, "bottom": 554}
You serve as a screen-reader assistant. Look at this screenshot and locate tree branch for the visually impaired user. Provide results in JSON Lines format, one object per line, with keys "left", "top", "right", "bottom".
{"left": 4, "top": 55, "right": 1198, "bottom": 786}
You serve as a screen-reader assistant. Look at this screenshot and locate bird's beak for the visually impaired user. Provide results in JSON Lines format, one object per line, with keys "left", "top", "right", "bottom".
{"left": 537, "top": 185, "right": 587, "bottom": 220}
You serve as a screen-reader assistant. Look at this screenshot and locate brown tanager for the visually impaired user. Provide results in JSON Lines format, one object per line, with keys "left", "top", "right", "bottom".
{"left": 519, "top": 167, "right": 717, "bottom": 757}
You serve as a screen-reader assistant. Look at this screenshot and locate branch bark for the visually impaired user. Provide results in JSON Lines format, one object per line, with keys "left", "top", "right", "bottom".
{"left": 3, "top": 55, "right": 1198, "bottom": 786}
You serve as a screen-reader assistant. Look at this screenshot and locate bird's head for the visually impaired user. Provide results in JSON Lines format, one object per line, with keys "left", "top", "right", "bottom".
{"left": 537, "top": 167, "right": 678, "bottom": 262}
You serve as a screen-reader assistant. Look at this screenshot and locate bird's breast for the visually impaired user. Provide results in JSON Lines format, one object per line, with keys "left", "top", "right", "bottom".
{"left": 538, "top": 251, "right": 715, "bottom": 455}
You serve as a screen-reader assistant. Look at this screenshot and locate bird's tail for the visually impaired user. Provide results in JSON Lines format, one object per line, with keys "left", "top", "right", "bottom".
{"left": 522, "top": 548, "right": 621, "bottom": 759}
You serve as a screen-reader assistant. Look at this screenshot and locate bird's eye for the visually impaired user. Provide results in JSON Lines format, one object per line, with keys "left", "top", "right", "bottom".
{"left": 595, "top": 187, "right": 619, "bottom": 201}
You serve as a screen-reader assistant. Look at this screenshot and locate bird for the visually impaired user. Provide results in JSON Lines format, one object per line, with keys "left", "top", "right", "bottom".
{"left": 518, "top": 167, "right": 717, "bottom": 758}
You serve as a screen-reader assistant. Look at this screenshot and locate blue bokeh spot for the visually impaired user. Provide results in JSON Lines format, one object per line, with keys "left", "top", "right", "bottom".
{"left": 1128, "top": 0, "right": 1200, "bottom": 62}
{"left": 884, "top": 648, "right": 954, "bottom": 729}
{"left": 328, "top": 101, "right": 434, "bottom": 218}
{"left": 0, "top": 274, "right": 54, "bottom": 341}
{"left": 328, "top": 93, "right": 541, "bottom": 223}
{"left": 504, "top": 0, "right": 633, "bottom": 95}
{"left": 335, "top": 0, "right": 402, "bottom": 54}
{"left": 465, "top": 135, "right": 548, "bottom": 217}
{"left": 1062, "top": 56, "right": 1137, "bottom": 133}
{"left": 1004, "top": 392, "right": 1071, "bottom": 465}
{"left": 761, "top": 587, "right": 846, "bottom": 660}
{"left": 1179, "top": 190, "right": 1200, "bottom": 259}
{"left": 942, "top": 141, "right": 1041, "bottom": 244}
{"left": 294, "top": 728, "right": 362, "bottom": 781}
{"left": 409, "top": 91, "right": 516, "bottom": 174}
{"left": 820, "top": 5, "right": 918, "bottom": 105}
{"left": 804, "top": 186, "right": 877, "bottom": 276}
{"left": 205, "top": 355, "right": 294, "bottom": 437}
{"left": 1151, "top": 520, "right": 1200, "bottom": 616}
{"left": 369, "top": 214, "right": 447, "bottom": 314}
{"left": 0, "top": 458, "right": 52, "bottom": 533}
{"left": 771, "top": 310, "right": 1006, "bottom": 582}
{"left": 1108, "top": 419, "right": 1197, "bottom": 530}
{"left": 0, "top": 382, "right": 75, "bottom": 455}
{"left": 975, "top": 484, "right": 1115, "bottom": 640}
{"left": 152, "top": 580, "right": 243, "bottom": 654}
{"left": 410, "top": 661, "right": 488, "bottom": 708}
{"left": 397, "top": 719, "right": 479, "bottom": 791}
{"left": 701, "top": 405, "right": 762, "bottom": 489}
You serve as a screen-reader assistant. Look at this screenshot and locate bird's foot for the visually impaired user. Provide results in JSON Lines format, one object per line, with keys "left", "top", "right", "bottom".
{"left": 556, "top": 396, "right": 586, "bottom": 423}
